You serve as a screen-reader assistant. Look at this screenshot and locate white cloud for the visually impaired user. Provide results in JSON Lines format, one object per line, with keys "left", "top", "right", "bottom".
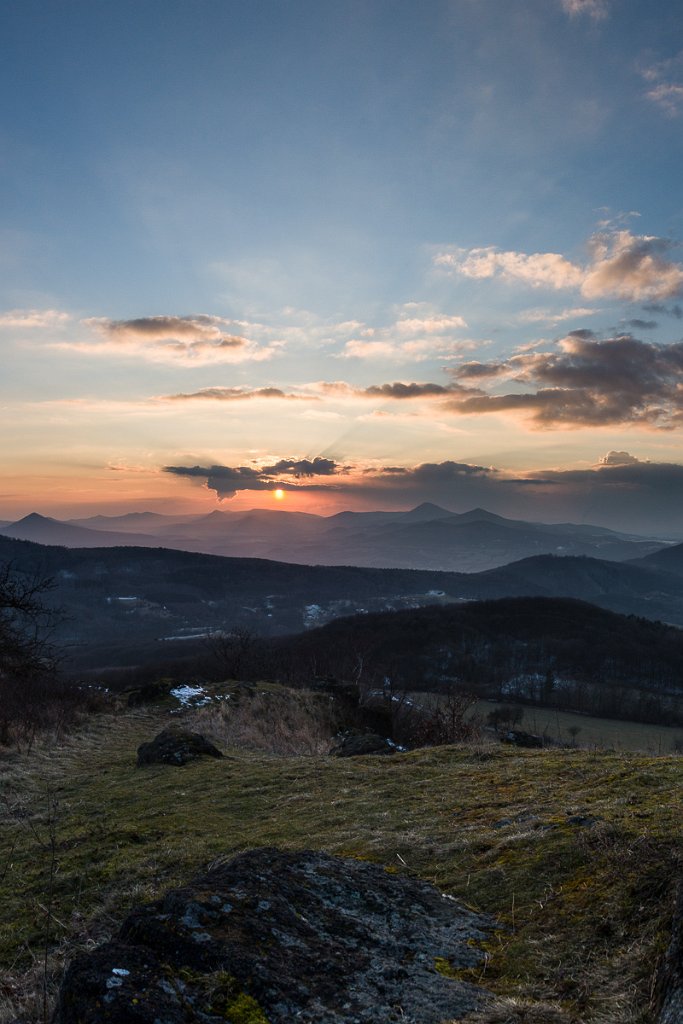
{"left": 516, "top": 306, "right": 599, "bottom": 324}
{"left": 435, "top": 247, "right": 584, "bottom": 290}
{"left": 436, "top": 229, "right": 683, "bottom": 303}
{"left": 561, "top": 0, "right": 609, "bottom": 19}
{"left": 339, "top": 337, "right": 478, "bottom": 362}
{"left": 645, "top": 82, "right": 683, "bottom": 117}
{"left": 640, "top": 52, "right": 683, "bottom": 117}
{"left": 394, "top": 314, "right": 468, "bottom": 334}
{"left": 0, "top": 309, "right": 71, "bottom": 329}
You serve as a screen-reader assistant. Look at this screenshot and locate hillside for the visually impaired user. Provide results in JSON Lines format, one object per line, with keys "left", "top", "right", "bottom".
{"left": 635, "top": 540, "right": 683, "bottom": 578}
{"left": 3, "top": 535, "right": 683, "bottom": 672}
{"left": 1, "top": 694, "right": 681, "bottom": 1023}
{"left": 268, "top": 597, "right": 683, "bottom": 723}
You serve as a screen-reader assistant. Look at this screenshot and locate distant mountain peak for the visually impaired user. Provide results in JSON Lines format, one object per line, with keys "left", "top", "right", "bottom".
{"left": 399, "top": 502, "right": 453, "bottom": 523}
{"left": 457, "top": 507, "right": 507, "bottom": 523}
{"left": 13, "top": 512, "right": 59, "bottom": 526}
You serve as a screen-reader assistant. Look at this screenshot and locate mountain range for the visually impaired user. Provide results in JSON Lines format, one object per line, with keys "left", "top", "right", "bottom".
{"left": 0, "top": 504, "right": 672, "bottom": 572}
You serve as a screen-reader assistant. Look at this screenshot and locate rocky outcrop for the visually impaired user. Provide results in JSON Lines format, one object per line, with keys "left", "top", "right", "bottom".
{"left": 330, "top": 731, "right": 395, "bottom": 757}
{"left": 136, "top": 728, "right": 223, "bottom": 767}
{"left": 656, "top": 883, "right": 683, "bottom": 1024}
{"left": 53, "top": 847, "right": 495, "bottom": 1024}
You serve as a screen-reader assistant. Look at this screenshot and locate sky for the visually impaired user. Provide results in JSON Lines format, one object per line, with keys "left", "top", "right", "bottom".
{"left": 2, "top": 0, "right": 683, "bottom": 534}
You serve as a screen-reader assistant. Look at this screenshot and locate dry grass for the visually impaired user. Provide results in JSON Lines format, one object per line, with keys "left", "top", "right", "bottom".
{"left": 189, "top": 685, "right": 339, "bottom": 756}
{"left": 0, "top": 693, "right": 681, "bottom": 1023}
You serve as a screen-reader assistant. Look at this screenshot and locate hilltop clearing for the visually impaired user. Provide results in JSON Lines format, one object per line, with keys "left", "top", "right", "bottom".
{"left": 1, "top": 687, "right": 681, "bottom": 1023}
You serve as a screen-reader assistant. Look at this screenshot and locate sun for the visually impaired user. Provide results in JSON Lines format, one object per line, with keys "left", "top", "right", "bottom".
{"left": 273, "top": 488, "right": 285, "bottom": 501}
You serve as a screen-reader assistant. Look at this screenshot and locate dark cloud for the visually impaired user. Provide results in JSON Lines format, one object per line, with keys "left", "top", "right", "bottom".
{"left": 163, "top": 456, "right": 683, "bottom": 534}
{"left": 87, "top": 315, "right": 241, "bottom": 343}
{"left": 624, "top": 319, "right": 658, "bottom": 331}
{"left": 363, "top": 382, "right": 454, "bottom": 399}
{"left": 164, "top": 457, "right": 345, "bottom": 499}
{"left": 81, "top": 315, "right": 280, "bottom": 365}
{"left": 354, "top": 459, "right": 683, "bottom": 535}
{"left": 164, "top": 387, "right": 302, "bottom": 401}
{"left": 262, "top": 458, "right": 340, "bottom": 478}
{"left": 448, "top": 334, "right": 683, "bottom": 428}
{"left": 642, "top": 302, "right": 683, "bottom": 319}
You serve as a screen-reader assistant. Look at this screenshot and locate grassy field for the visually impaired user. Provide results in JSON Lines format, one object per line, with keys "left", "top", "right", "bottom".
{"left": 1, "top": 690, "right": 682, "bottom": 1023}
{"left": 472, "top": 699, "right": 683, "bottom": 754}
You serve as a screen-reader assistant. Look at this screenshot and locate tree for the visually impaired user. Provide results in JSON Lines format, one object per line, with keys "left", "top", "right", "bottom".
{"left": 0, "top": 564, "right": 58, "bottom": 681}
{"left": 204, "top": 626, "right": 258, "bottom": 681}
{"left": 0, "top": 564, "right": 59, "bottom": 745}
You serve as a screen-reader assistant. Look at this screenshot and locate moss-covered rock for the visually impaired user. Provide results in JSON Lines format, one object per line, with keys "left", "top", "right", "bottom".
{"left": 53, "top": 847, "right": 495, "bottom": 1024}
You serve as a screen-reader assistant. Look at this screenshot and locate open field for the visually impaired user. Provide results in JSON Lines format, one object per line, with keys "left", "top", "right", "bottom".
{"left": 473, "top": 699, "right": 683, "bottom": 754}
{"left": 1, "top": 687, "right": 682, "bottom": 1022}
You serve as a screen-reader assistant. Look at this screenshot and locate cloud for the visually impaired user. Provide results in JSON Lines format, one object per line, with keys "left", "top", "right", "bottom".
{"left": 642, "top": 302, "right": 683, "bottom": 319}
{"left": 164, "top": 456, "right": 347, "bottom": 499}
{"left": 582, "top": 231, "right": 683, "bottom": 301}
{"left": 515, "top": 307, "right": 598, "bottom": 325}
{"left": 163, "top": 387, "right": 307, "bottom": 402}
{"left": 0, "top": 309, "right": 70, "bottom": 329}
{"left": 624, "top": 319, "right": 657, "bottom": 330}
{"left": 262, "top": 457, "right": 340, "bottom": 478}
{"left": 448, "top": 333, "right": 683, "bottom": 428}
{"left": 340, "top": 337, "right": 477, "bottom": 361}
{"left": 67, "top": 315, "right": 283, "bottom": 365}
{"left": 337, "top": 308, "right": 471, "bottom": 362}
{"left": 362, "top": 382, "right": 460, "bottom": 399}
{"left": 640, "top": 52, "right": 683, "bottom": 117}
{"left": 394, "top": 314, "right": 468, "bottom": 334}
{"left": 561, "top": 0, "right": 609, "bottom": 19}
{"left": 161, "top": 454, "right": 683, "bottom": 534}
{"left": 435, "top": 229, "right": 683, "bottom": 303}
{"left": 435, "top": 247, "right": 583, "bottom": 290}
{"left": 599, "top": 450, "right": 641, "bottom": 466}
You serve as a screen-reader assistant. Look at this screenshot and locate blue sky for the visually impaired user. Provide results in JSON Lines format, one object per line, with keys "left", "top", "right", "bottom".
{"left": 2, "top": 0, "right": 683, "bottom": 531}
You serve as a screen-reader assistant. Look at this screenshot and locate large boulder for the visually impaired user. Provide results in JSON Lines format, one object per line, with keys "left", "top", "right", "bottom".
{"left": 53, "top": 847, "right": 495, "bottom": 1024}
{"left": 136, "top": 728, "right": 223, "bottom": 767}
{"left": 656, "top": 883, "right": 683, "bottom": 1024}
{"left": 330, "top": 731, "right": 395, "bottom": 757}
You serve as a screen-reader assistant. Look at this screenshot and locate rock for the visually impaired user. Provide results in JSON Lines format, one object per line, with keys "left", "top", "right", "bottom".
{"left": 53, "top": 847, "right": 495, "bottom": 1024}
{"left": 655, "top": 883, "right": 683, "bottom": 1024}
{"left": 330, "top": 731, "right": 395, "bottom": 757}
{"left": 502, "top": 730, "right": 545, "bottom": 749}
{"left": 136, "top": 728, "right": 223, "bottom": 767}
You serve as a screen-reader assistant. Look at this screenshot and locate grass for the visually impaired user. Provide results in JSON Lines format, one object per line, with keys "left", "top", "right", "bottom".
{"left": 472, "top": 699, "right": 683, "bottom": 753}
{"left": 1, "top": 690, "right": 682, "bottom": 1023}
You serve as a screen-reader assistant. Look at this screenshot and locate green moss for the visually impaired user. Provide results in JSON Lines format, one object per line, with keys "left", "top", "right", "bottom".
{"left": 223, "top": 991, "right": 270, "bottom": 1023}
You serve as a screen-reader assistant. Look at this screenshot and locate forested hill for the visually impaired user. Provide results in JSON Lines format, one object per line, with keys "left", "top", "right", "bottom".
{"left": 3, "top": 534, "right": 683, "bottom": 671}
{"left": 268, "top": 597, "right": 683, "bottom": 721}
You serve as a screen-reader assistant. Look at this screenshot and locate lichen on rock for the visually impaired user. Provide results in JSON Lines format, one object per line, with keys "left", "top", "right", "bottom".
{"left": 52, "top": 847, "right": 496, "bottom": 1023}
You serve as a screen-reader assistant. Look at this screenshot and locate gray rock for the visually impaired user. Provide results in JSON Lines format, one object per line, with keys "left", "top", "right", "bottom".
{"left": 53, "top": 848, "right": 496, "bottom": 1024}
{"left": 331, "top": 731, "right": 395, "bottom": 757}
{"left": 656, "top": 883, "right": 683, "bottom": 1024}
{"left": 136, "top": 728, "right": 223, "bottom": 767}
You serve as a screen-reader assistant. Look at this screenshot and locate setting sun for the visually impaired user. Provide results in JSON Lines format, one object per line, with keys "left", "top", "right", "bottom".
{"left": 273, "top": 488, "right": 285, "bottom": 501}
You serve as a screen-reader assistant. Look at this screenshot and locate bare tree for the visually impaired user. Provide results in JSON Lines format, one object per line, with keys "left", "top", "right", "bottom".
{"left": 0, "top": 564, "right": 60, "bottom": 744}
{"left": 204, "top": 625, "right": 258, "bottom": 680}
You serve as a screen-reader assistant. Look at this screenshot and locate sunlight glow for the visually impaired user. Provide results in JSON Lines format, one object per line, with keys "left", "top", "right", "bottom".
{"left": 273, "top": 488, "right": 285, "bottom": 501}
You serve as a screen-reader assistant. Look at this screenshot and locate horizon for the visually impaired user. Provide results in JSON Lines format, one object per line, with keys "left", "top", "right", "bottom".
{"left": 3, "top": 1, "right": 683, "bottom": 534}
{"left": 1, "top": 500, "right": 680, "bottom": 543}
